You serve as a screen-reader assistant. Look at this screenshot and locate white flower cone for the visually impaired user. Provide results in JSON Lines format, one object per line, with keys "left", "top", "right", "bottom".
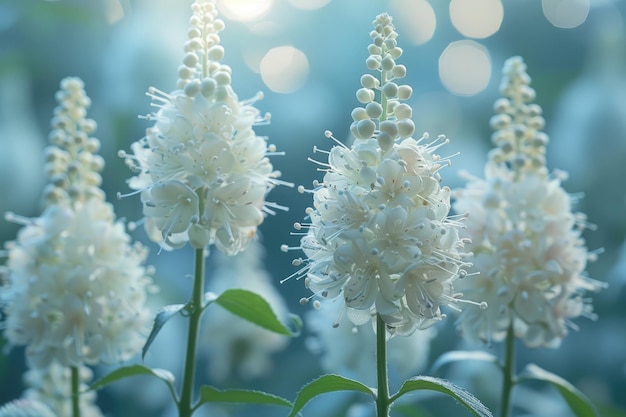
{"left": 120, "top": 0, "right": 287, "bottom": 254}
{"left": 0, "top": 399, "right": 57, "bottom": 417}
{"left": 22, "top": 361, "right": 103, "bottom": 417}
{"left": 285, "top": 14, "right": 477, "bottom": 336}
{"left": 453, "top": 57, "right": 606, "bottom": 348}
{"left": 1, "top": 78, "right": 154, "bottom": 368}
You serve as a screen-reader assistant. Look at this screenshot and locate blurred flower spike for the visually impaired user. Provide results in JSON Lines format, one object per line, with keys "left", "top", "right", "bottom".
{"left": 283, "top": 13, "right": 480, "bottom": 336}
{"left": 0, "top": 399, "right": 57, "bottom": 417}
{"left": 119, "top": 0, "right": 289, "bottom": 254}
{"left": 453, "top": 56, "right": 606, "bottom": 348}
{"left": 1, "top": 78, "right": 154, "bottom": 369}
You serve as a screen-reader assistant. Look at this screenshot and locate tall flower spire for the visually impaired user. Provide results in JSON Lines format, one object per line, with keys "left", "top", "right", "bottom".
{"left": 284, "top": 14, "right": 476, "bottom": 336}
{"left": 453, "top": 57, "right": 605, "bottom": 348}
{"left": 1, "top": 78, "right": 154, "bottom": 368}
{"left": 119, "top": 0, "right": 286, "bottom": 254}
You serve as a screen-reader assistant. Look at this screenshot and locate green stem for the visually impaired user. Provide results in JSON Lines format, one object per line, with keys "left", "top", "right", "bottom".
{"left": 499, "top": 323, "right": 515, "bottom": 417}
{"left": 376, "top": 314, "right": 391, "bottom": 417}
{"left": 178, "top": 248, "right": 206, "bottom": 417}
{"left": 380, "top": 70, "right": 388, "bottom": 123}
{"left": 70, "top": 366, "right": 80, "bottom": 417}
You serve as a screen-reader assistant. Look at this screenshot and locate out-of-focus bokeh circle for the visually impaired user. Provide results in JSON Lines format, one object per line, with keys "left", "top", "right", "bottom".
{"left": 439, "top": 40, "right": 491, "bottom": 96}
{"left": 217, "top": 0, "right": 273, "bottom": 22}
{"left": 450, "top": 0, "right": 504, "bottom": 39}
{"left": 288, "top": 0, "right": 332, "bottom": 10}
{"left": 542, "top": 0, "right": 590, "bottom": 28}
{"left": 260, "top": 46, "right": 309, "bottom": 93}
{"left": 389, "top": 0, "right": 437, "bottom": 45}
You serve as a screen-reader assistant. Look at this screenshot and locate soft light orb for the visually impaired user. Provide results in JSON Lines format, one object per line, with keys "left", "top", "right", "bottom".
{"left": 439, "top": 40, "right": 492, "bottom": 96}
{"left": 389, "top": 0, "right": 437, "bottom": 45}
{"left": 216, "top": 0, "right": 273, "bottom": 22}
{"left": 542, "top": 0, "right": 590, "bottom": 29}
{"left": 450, "top": 0, "right": 504, "bottom": 38}
{"left": 260, "top": 46, "right": 309, "bottom": 93}
{"left": 288, "top": 0, "right": 331, "bottom": 10}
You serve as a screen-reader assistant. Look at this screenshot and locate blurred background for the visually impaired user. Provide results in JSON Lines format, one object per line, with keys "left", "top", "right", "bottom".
{"left": 1, "top": 0, "right": 625, "bottom": 416}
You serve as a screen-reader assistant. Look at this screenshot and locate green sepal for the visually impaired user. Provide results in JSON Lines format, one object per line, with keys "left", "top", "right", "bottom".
{"left": 390, "top": 375, "right": 492, "bottom": 417}
{"left": 288, "top": 374, "right": 376, "bottom": 417}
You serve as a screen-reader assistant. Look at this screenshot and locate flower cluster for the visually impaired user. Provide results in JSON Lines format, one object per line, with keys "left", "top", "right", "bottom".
{"left": 120, "top": 0, "right": 285, "bottom": 254}
{"left": 201, "top": 240, "right": 289, "bottom": 382}
{"left": 1, "top": 78, "right": 154, "bottom": 368}
{"left": 453, "top": 57, "right": 605, "bottom": 348}
{"left": 23, "top": 362, "right": 103, "bottom": 417}
{"left": 0, "top": 399, "right": 57, "bottom": 417}
{"left": 285, "top": 14, "right": 475, "bottom": 336}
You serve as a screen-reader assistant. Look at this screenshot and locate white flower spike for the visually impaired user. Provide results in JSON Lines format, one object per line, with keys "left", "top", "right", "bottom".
{"left": 285, "top": 14, "right": 477, "bottom": 336}
{"left": 0, "top": 399, "right": 57, "bottom": 417}
{"left": 23, "top": 361, "right": 103, "bottom": 417}
{"left": 120, "top": 0, "right": 287, "bottom": 254}
{"left": 1, "top": 78, "right": 154, "bottom": 368}
{"left": 453, "top": 57, "right": 606, "bottom": 348}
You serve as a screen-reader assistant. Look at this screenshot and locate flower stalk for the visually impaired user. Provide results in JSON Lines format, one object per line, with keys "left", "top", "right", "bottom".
{"left": 376, "top": 315, "right": 391, "bottom": 417}
{"left": 71, "top": 366, "right": 81, "bottom": 417}
{"left": 499, "top": 323, "right": 515, "bottom": 417}
{"left": 179, "top": 248, "right": 206, "bottom": 417}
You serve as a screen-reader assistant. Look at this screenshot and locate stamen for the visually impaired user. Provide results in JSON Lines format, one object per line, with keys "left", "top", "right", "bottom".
{"left": 4, "top": 212, "right": 34, "bottom": 226}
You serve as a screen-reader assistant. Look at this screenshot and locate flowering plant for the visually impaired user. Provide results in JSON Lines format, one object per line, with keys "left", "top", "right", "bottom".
{"left": 1, "top": 77, "right": 154, "bottom": 417}
{"left": 99, "top": 1, "right": 299, "bottom": 417}
{"left": 0, "top": 2, "right": 615, "bottom": 417}
{"left": 435, "top": 56, "right": 606, "bottom": 417}
{"left": 282, "top": 13, "right": 490, "bottom": 417}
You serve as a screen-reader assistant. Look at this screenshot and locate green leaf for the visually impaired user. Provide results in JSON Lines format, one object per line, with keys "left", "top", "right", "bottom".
{"left": 215, "top": 289, "right": 301, "bottom": 336}
{"left": 519, "top": 363, "right": 599, "bottom": 417}
{"left": 596, "top": 402, "right": 626, "bottom": 417}
{"left": 393, "top": 402, "right": 435, "bottom": 417}
{"left": 194, "top": 386, "right": 291, "bottom": 411}
{"left": 90, "top": 364, "right": 175, "bottom": 392}
{"left": 142, "top": 303, "right": 186, "bottom": 360}
{"left": 390, "top": 376, "right": 492, "bottom": 417}
{"left": 288, "top": 374, "right": 376, "bottom": 417}
{"left": 430, "top": 350, "right": 500, "bottom": 374}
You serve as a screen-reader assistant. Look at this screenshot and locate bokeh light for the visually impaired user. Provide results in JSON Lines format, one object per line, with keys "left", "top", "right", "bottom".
{"left": 288, "top": 0, "right": 332, "bottom": 10}
{"left": 260, "top": 46, "right": 309, "bottom": 93}
{"left": 389, "top": 0, "right": 436, "bottom": 45}
{"left": 450, "top": 0, "right": 504, "bottom": 38}
{"left": 105, "top": 0, "right": 124, "bottom": 24}
{"left": 439, "top": 40, "right": 491, "bottom": 96}
{"left": 542, "top": 0, "right": 590, "bottom": 28}
{"left": 216, "top": 0, "right": 273, "bottom": 22}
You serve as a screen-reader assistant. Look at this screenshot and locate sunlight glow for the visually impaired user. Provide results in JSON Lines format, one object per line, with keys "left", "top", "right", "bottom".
{"left": 216, "top": 0, "right": 273, "bottom": 22}
{"left": 288, "top": 0, "right": 332, "bottom": 10}
{"left": 389, "top": 0, "right": 436, "bottom": 45}
{"left": 450, "top": 0, "right": 504, "bottom": 38}
{"left": 260, "top": 46, "right": 309, "bottom": 93}
{"left": 542, "top": 0, "right": 590, "bottom": 28}
{"left": 105, "top": 0, "right": 124, "bottom": 24}
{"left": 439, "top": 40, "right": 492, "bottom": 96}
